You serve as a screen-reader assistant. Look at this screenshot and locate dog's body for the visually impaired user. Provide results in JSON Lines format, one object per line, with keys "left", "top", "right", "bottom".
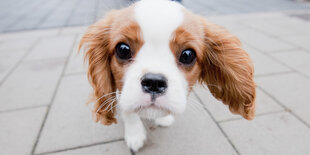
{"left": 80, "top": 0, "right": 256, "bottom": 152}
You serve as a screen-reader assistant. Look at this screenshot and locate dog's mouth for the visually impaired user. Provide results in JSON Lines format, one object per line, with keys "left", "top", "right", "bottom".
{"left": 133, "top": 102, "right": 172, "bottom": 115}
{"left": 133, "top": 103, "right": 172, "bottom": 119}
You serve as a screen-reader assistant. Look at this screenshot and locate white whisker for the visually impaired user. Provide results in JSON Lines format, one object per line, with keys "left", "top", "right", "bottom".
{"left": 96, "top": 97, "right": 116, "bottom": 113}
{"left": 96, "top": 92, "right": 118, "bottom": 102}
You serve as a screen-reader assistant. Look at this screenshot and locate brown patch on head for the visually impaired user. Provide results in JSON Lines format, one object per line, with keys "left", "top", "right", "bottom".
{"left": 169, "top": 10, "right": 205, "bottom": 90}
{"left": 170, "top": 9, "right": 256, "bottom": 120}
{"left": 108, "top": 8, "right": 144, "bottom": 91}
{"left": 79, "top": 6, "right": 144, "bottom": 125}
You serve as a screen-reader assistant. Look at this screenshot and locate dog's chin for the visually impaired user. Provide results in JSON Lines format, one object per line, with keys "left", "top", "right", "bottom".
{"left": 136, "top": 107, "right": 170, "bottom": 119}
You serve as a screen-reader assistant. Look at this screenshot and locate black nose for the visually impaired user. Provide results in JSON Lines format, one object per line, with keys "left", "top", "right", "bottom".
{"left": 141, "top": 73, "right": 168, "bottom": 95}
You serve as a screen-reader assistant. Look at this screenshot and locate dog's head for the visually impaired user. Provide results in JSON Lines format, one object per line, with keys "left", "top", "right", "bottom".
{"left": 79, "top": 0, "right": 256, "bottom": 125}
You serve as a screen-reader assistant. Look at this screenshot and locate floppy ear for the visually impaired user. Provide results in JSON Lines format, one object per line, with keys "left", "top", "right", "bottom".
{"left": 79, "top": 14, "right": 117, "bottom": 125}
{"left": 200, "top": 20, "right": 256, "bottom": 120}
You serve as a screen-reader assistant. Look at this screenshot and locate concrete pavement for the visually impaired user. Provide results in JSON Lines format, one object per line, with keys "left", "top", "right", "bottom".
{"left": 1, "top": 1, "right": 310, "bottom": 155}
{"left": 0, "top": 0, "right": 310, "bottom": 32}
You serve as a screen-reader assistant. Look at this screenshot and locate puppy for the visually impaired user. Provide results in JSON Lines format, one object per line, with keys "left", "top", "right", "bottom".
{"left": 79, "top": 0, "right": 256, "bottom": 152}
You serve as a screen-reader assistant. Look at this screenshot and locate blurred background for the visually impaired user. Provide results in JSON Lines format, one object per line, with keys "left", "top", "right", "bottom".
{"left": 0, "top": 0, "right": 310, "bottom": 155}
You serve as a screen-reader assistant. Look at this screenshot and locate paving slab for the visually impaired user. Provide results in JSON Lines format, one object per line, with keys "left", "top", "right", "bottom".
{"left": 256, "top": 73, "right": 310, "bottom": 126}
{"left": 207, "top": 18, "right": 248, "bottom": 32}
{"left": 25, "top": 35, "right": 76, "bottom": 61}
{"left": 0, "top": 28, "right": 59, "bottom": 42}
{"left": 240, "top": 15, "right": 310, "bottom": 37}
{"left": 65, "top": 35, "right": 86, "bottom": 75}
{"left": 0, "top": 58, "right": 65, "bottom": 111}
{"left": 49, "top": 141, "right": 130, "bottom": 155}
{"left": 234, "top": 28, "right": 296, "bottom": 52}
{"left": 1, "top": 0, "right": 310, "bottom": 32}
{"left": 137, "top": 93, "right": 237, "bottom": 155}
{"left": 0, "top": 49, "right": 27, "bottom": 83}
{"left": 194, "top": 84, "right": 284, "bottom": 122}
{"left": 244, "top": 45, "right": 291, "bottom": 76}
{"left": 283, "top": 35, "right": 310, "bottom": 51}
{"left": 35, "top": 75, "right": 124, "bottom": 154}
{"left": 0, "top": 38, "right": 37, "bottom": 51}
{"left": 0, "top": 107, "right": 47, "bottom": 155}
{"left": 270, "top": 50, "right": 310, "bottom": 77}
{"left": 0, "top": 3, "right": 310, "bottom": 155}
{"left": 59, "top": 26, "right": 87, "bottom": 35}
{"left": 220, "top": 112, "right": 310, "bottom": 155}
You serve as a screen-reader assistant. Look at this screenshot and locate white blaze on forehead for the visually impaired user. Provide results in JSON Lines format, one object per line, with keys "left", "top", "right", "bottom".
{"left": 134, "top": 0, "right": 184, "bottom": 44}
{"left": 119, "top": 0, "right": 188, "bottom": 115}
{"left": 131, "top": 0, "right": 185, "bottom": 75}
{"left": 132, "top": 0, "right": 185, "bottom": 76}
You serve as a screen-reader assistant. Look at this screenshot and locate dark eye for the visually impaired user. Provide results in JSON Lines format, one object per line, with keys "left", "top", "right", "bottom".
{"left": 115, "top": 43, "right": 132, "bottom": 60}
{"left": 179, "top": 49, "right": 196, "bottom": 65}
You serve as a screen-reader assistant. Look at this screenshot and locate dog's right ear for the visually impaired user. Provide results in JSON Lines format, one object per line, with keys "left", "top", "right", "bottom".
{"left": 199, "top": 19, "right": 256, "bottom": 120}
{"left": 79, "top": 12, "right": 118, "bottom": 125}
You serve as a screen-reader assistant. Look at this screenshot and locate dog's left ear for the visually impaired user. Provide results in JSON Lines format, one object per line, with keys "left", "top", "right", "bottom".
{"left": 79, "top": 12, "right": 118, "bottom": 125}
{"left": 199, "top": 20, "right": 256, "bottom": 120}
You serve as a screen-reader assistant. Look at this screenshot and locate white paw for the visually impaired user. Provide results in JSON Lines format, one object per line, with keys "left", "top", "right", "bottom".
{"left": 125, "top": 132, "right": 146, "bottom": 152}
{"left": 155, "top": 115, "right": 175, "bottom": 127}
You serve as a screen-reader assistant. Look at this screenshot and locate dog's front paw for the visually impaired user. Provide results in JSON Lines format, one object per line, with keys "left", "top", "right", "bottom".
{"left": 125, "top": 131, "right": 146, "bottom": 152}
{"left": 155, "top": 115, "right": 175, "bottom": 127}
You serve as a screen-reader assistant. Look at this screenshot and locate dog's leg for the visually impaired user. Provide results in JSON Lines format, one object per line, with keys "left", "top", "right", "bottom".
{"left": 122, "top": 112, "right": 146, "bottom": 152}
{"left": 155, "top": 114, "right": 175, "bottom": 127}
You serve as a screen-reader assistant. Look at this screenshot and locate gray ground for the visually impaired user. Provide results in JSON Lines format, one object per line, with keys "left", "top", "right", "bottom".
{"left": 0, "top": 0, "right": 310, "bottom": 32}
{"left": 1, "top": 0, "right": 310, "bottom": 155}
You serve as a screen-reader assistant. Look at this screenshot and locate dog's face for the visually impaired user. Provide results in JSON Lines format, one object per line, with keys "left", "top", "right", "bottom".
{"left": 80, "top": 0, "right": 256, "bottom": 125}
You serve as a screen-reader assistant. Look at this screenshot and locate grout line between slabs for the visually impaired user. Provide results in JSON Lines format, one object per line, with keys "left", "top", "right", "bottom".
{"left": 258, "top": 47, "right": 303, "bottom": 53}
{"left": 3, "top": 0, "right": 46, "bottom": 32}
{"left": 0, "top": 105, "right": 48, "bottom": 114}
{"left": 218, "top": 110, "right": 287, "bottom": 123}
{"left": 34, "top": 0, "right": 64, "bottom": 30}
{"left": 34, "top": 138, "right": 124, "bottom": 155}
{"left": 265, "top": 53, "right": 310, "bottom": 79}
{"left": 192, "top": 90, "right": 241, "bottom": 155}
{"left": 31, "top": 35, "right": 79, "bottom": 155}
{"left": 64, "top": 0, "right": 82, "bottom": 27}
{"left": 62, "top": 72, "right": 85, "bottom": 77}
{"left": 257, "top": 85, "right": 310, "bottom": 128}
{"left": 245, "top": 42, "right": 310, "bottom": 80}
{"left": 238, "top": 16, "right": 305, "bottom": 50}
{"left": 239, "top": 19, "right": 310, "bottom": 80}
{"left": 255, "top": 70, "right": 296, "bottom": 78}
{"left": 0, "top": 38, "right": 40, "bottom": 86}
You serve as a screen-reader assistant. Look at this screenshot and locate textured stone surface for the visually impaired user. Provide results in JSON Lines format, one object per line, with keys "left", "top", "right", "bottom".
{"left": 0, "top": 59, "right": 65, "bottom": 111}
{"left": 24, "top": 35, "right": 76, "bottom": 61}
{"left": 1, "top": 2, "right": 310, "bottom": 155}
{"left": 0, "top": 38, "right": 37, "bottom": 51}
{"left": 65, "top": 35, "right": 86, "bottom": 75}
{"left": 271, "top": 50, "right": 310, "bottom": 77}
{"left": 0, "top": 29, "right": 59, "bottom": 41}
{"left": 0, "top": 107, "right": 47, "bottom": 155}
{"left": 194, "top": 85, "right": 284, "bottom": 122}
{"left": 244, "top": 45, "right": 291, "bottom": 76}
{"left": 0, "top": 49, "right": 27, "bottom": 83}
{"left": 0, "top": 0, "right": 310, "bottom": 32}
{"left": 256, "top": 73, "right": 310, "bottom": 125}
{"left": 220, "top": 112, "right": 310, "bottom": 155}
{"left": 240, "top": 16, "right": 310, "bottom": 37}
{"left": 50, "top": 141, "right": 131, "bottom": 155}
{"left": 283, "top": 35, "right": 310, "bottom": 50}
{"left": 35, "top": 75, "right": 124, "bottom": 154}
{"left": 137, "top": 93, "right": 237, "bottom": 155}
{"left": 235, "top": 29, "right": 296, "bottom": 52}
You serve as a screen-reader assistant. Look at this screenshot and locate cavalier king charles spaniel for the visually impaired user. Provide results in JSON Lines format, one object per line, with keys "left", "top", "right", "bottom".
{"left": 79, "top": 0, "right": 256, "bottom": 152}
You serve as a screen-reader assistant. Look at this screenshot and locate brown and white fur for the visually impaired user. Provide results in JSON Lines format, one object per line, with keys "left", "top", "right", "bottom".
{"left": 79, "top": 0, "right": 256, "bottom": 152}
